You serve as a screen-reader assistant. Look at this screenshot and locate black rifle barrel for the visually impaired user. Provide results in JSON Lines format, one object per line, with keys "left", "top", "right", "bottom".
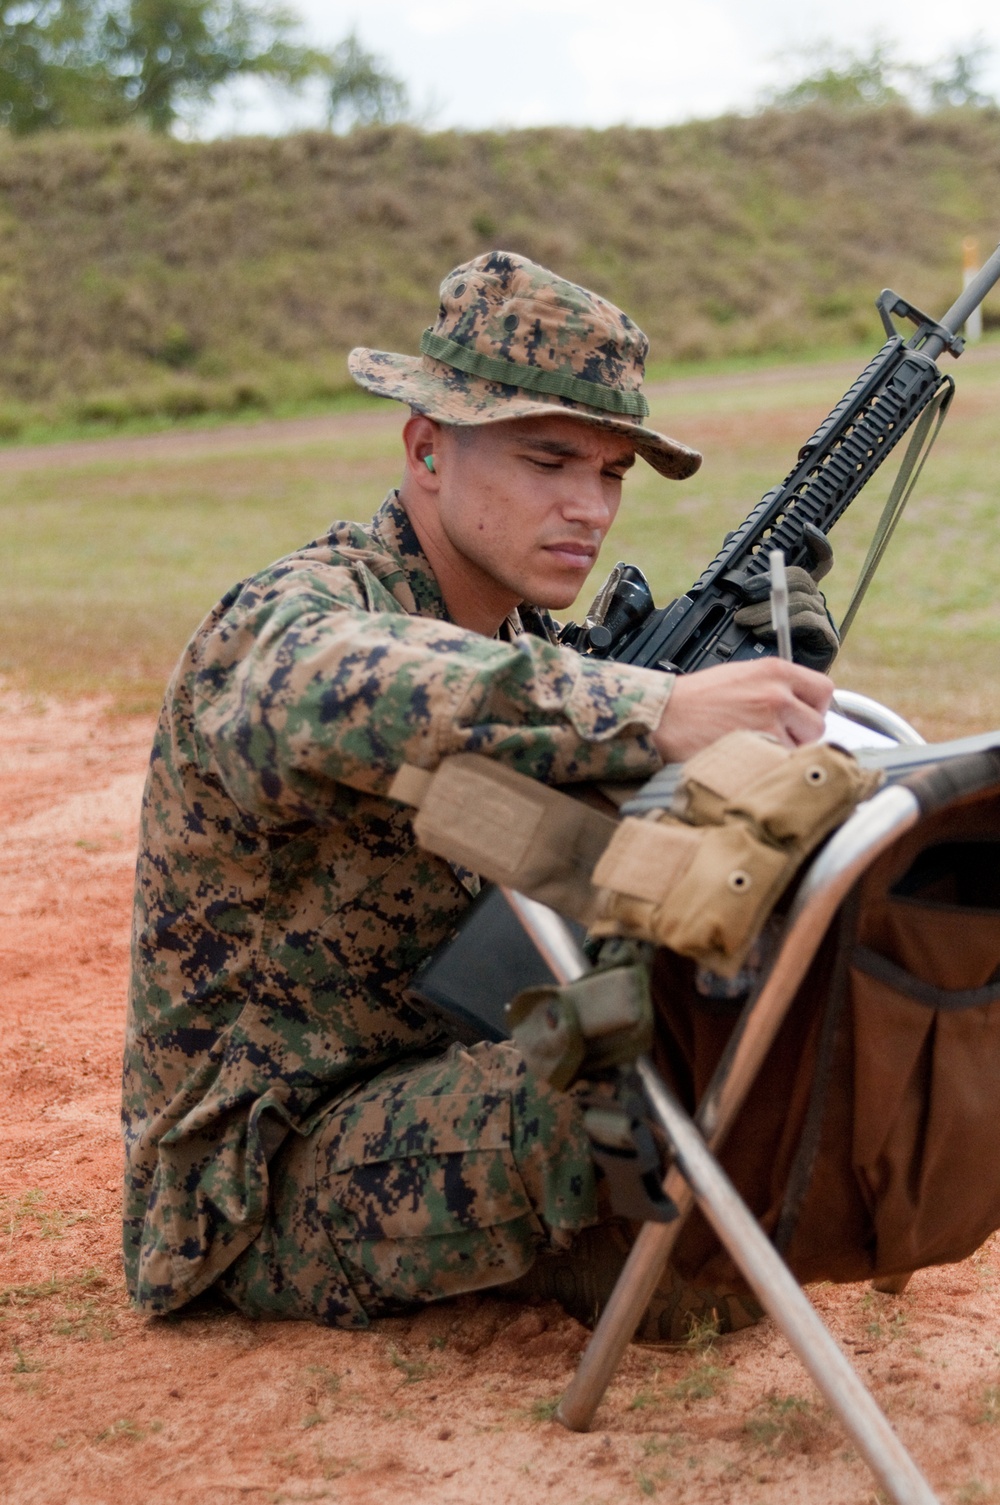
{"left": 925, "top": 240, "right": 1000, "bottom": 358}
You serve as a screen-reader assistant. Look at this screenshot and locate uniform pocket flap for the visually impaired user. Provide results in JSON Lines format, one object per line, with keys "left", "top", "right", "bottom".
{"left": 592, "top": 815, "right": 701, "bottom": 901}
{"left": 329, "top": 1091, "right": 512, "bottom": 1167}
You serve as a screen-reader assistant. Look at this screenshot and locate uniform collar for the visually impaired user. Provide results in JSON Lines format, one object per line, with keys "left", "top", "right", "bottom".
{"left": 367, "top": 490, "right": 555, "bottom": 644}
{"left": 367, "top": 492, "right": 450, "bottom": 621}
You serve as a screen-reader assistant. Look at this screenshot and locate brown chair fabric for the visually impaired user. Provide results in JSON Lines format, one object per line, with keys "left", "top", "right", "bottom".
{"left": 650, "top": 777, "right": 1000, "bottom": 1291}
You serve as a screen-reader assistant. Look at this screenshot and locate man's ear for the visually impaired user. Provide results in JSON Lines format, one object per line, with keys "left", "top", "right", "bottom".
{"left": 402, "top": 413, "right": 443, "bottom": 490}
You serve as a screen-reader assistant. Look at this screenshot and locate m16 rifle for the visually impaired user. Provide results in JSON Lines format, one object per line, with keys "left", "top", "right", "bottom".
{"left": 560, "top": 245, "right": 1000, "bottom": 673}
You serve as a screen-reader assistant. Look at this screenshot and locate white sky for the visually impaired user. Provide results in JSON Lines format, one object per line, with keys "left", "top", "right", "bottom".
{"left": 197, "top": 0, "right": 1000, "bottom": 137}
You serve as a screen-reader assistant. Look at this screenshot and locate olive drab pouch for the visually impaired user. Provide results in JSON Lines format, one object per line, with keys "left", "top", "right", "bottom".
{"left": 589, "top": 732, "right": 882, "bottom": 976}
{"left": 397, "top": 739, "right": 1000, "bottom": 1296}
{"left": 506, "top": 961, "right": 677, "bottom": 1226}
{"left": 506, "top": 962, "right": 654, "bottom": 1091}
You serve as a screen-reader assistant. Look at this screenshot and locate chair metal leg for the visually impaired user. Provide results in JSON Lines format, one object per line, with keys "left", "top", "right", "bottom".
{"left": 555, "top": 785, "right": 920, "bottom": 1431}
{"left": 499, "top": 797, "right": 940, "bottom": 1505}
{"left": 634, "top": 1059, "right": 938, "bottom": 1505}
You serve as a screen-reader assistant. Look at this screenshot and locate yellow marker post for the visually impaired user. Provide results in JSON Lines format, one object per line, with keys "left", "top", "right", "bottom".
{"left": 963, "top": 237, "right": 983, "bottom": 342}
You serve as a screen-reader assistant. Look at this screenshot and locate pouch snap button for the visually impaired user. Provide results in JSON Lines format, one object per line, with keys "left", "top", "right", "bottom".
{"left": 728, "top": 869, "right": 752, "bottom": 892}
{"left": 805, "top": 765, "right": 828, "bottom": 786}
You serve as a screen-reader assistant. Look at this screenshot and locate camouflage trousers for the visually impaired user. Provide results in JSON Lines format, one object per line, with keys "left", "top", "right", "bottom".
{"left": 218, "top": 1041, "right": 598, "bottom": 1326}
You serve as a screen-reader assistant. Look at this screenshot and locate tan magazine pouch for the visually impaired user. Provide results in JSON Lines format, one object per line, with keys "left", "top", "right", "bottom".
{"left": 389, "top": 754, "right": 616, "bottom": 923}
{"left": 591, "top": 732, "right": 881, "bottom": 976}
{"left": 392, "top": 737, "right": 879, "bottom": 969}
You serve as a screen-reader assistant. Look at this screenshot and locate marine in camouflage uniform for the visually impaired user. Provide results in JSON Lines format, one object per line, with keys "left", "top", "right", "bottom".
{"left": 124, "top": 251, "right": 812, "bottom": 1332}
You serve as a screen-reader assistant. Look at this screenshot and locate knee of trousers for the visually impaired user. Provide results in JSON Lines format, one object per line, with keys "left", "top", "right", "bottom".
{"left": 220, "top": 1040, "right": 598, "bottom": 1323}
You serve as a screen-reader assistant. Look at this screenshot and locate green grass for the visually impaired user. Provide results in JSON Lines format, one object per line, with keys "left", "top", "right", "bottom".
{"left": 2, "top": 340, "right": 999, "bottom": 733}
{"left": 978, "top": 1384, "right": 1000, "bottom": 1425}
{"left": 0, "top": 382, "right": 382, "bottom": 451}
{"left": 643, "top": 335, "right": 888, "bottom": 386}
{"left": 525, "top": 1396, "right": 560, "bottom": 1423}
{"left": 0, "top": 425, "right": 396, "bottom": 708}
{"left": 1, "top": 1189, "right": 95, "bottom": 1241}
{"left": 668, "top": 1349, "right": 728, "bottom": 1403}
{"left": 12, "top": 1345, "right": 44, "bottom": 1373}
{"left": 387, "top": 1344, "right": 431, "bottom": 1384}
{"left": 744, "top": 1394, "right": 817, "bottom": 1451}
{"left": 0, "top": 1269, "right": 112, "bottom": 1351}
{"left": 0, "top": 338, "right": 879, "bottom": 451}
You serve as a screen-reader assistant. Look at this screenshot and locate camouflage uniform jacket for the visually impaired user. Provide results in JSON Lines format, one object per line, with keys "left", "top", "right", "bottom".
{"left": 123, "top": 492, "right": 673, "bottom": 1314}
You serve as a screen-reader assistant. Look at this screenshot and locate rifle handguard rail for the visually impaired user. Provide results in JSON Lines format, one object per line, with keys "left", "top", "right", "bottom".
{"left": 562, "top": 242, "right": 1000, "bottom": 676}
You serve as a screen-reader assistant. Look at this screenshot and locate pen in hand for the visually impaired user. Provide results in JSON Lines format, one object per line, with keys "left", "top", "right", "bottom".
{"left": 769, "top": 549, "right": 793, "bottom": 663}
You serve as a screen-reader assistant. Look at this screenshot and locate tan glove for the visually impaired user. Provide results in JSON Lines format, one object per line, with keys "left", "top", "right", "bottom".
{"left": 734, "top": 529, "right": 839, "bottom": 671}
{"left": 734, "top": 568, "right": 838, "bottom": 671}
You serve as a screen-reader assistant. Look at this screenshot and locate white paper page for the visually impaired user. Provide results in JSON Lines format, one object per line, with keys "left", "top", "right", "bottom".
{"left": 822, "top": 709, "right": 897, "bottom": 750}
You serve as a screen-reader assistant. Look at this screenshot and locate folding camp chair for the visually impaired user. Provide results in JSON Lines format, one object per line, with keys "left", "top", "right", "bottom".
{"left": 524, "top": 740, "right": 1000, "bottom": 1505}
{"left": 403, "top": 716, "right": 1000, "bottom": 1505}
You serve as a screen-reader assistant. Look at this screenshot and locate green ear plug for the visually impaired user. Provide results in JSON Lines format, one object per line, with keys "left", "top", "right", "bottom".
{"left": 424, "top": 455, "right": 435, "bottom": 472}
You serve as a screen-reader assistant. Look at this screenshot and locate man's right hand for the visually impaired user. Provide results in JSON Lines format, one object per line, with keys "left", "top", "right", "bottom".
{"left": 652, "top": 659, "right": 834, "bottom": 764}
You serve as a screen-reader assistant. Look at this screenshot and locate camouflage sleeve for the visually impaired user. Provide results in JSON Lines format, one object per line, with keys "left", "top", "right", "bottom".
{"left": 196, "top": 563, "right": 672, "bottom": 823}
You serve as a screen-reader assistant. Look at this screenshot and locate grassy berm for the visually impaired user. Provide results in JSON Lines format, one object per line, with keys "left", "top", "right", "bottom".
{"left": 0, "top": 106, "right": 999, "bottom": 435}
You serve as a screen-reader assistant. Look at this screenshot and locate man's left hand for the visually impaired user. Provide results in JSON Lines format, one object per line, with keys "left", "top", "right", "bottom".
{"left": 734, "top": 543, "right": 840, "bottom": 672}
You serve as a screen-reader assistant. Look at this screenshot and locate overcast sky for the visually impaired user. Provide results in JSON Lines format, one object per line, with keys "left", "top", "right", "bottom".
{"left": 197, "top": 0, "right": 1000, "bottom": 137}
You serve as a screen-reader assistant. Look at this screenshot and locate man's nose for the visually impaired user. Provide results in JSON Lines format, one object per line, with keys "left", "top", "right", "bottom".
{"left": 561, "top": 473, "right": 614, "bottom": 530}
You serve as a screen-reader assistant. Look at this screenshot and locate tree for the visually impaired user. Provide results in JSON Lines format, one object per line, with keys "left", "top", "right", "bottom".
{"left": 0, "top": 0, "right": 333, "bottom": 133}
{"left": 922, "top": 40, "right": 996, "bottom": 110}
{"left": 761, "top": 41, "right": 905, "bottom": 112}
{"left": 103, "top": 0, "right": 328, "bottom": 133}
{"left": 760, "top": 37, "right": 998, "bottom": 116}
{"left": 0, "top": 1, "right": 122, "bottom": 132}
{"left": 326, "top": 29, "right": 408, "bottom": 131}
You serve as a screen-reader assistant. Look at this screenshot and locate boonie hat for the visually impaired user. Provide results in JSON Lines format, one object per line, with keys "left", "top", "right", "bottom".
{"left": 349, "top": 251, "right": 701, "bottom": 480}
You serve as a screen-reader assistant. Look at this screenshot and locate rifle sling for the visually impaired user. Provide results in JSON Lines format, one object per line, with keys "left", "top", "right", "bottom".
{"left": 839, "top": 379, "right": 952, "bottom": 641}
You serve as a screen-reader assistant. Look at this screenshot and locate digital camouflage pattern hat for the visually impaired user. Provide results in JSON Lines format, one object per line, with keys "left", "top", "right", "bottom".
{"left": 349, "top": 250, "right": 702, "bottom": 481}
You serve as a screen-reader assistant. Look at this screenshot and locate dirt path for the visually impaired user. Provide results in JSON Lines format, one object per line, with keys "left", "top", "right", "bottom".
{"left": 0, "top": 341, "right": 995, "bottom": 476}
{"left": 2, "top": 694, "right": 999, "bottom": 1505}
{"left": 0, "top": 354, "right": 890, "bottom": 474}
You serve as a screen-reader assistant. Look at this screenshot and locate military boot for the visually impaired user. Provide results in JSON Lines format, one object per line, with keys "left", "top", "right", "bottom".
{"left": 499, "top": 1220, "right": 762, "bottom": 1343}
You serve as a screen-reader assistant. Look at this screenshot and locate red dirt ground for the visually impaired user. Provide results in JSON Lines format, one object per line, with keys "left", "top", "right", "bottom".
{"left": 2, "top": 692, "right": 999, "bottom": 1505}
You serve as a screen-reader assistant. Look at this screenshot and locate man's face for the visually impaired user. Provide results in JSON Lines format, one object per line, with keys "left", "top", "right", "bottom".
{"left": 432, "top": 414, "right": 635, "bottom": 611}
